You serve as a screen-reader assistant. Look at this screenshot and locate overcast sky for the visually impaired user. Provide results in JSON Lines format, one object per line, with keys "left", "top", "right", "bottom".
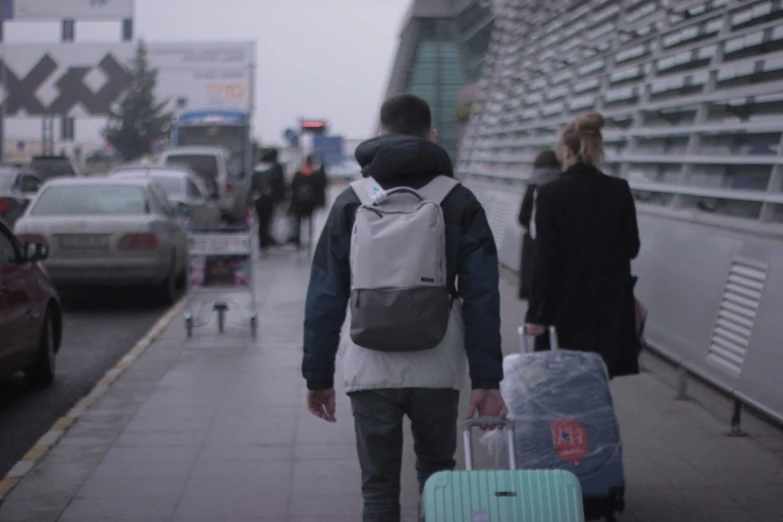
{"left": 4, "top": 0, "right": 411, "bottom": 146}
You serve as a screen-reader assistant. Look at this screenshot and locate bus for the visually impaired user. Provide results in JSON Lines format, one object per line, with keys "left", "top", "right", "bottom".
{"left": 171, "top": 109, "right": 253, "bottom": 178}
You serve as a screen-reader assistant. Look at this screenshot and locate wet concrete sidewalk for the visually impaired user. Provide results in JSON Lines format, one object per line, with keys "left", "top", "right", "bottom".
{"left": 0, "top": 249, "right": 439, "bottom": 522}
{"left": 0, "top": 219, "right": 782, "bottom": 520}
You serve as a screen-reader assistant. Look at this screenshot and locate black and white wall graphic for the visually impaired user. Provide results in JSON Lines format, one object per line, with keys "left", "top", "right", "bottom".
{"left": 0, "top": 53, "right": 131, "bottom": 116}
{"left": 0, "top": 42, "right": 255, "bottom": 119}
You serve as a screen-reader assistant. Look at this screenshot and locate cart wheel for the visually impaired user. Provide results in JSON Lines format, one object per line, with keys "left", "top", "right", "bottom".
{"left": 250, "top": 316, "right": 257, "bottom": 338}
{"left": 185, "top": 316, "right": 193, "bottom": 338}
{"left": 217, "top": 309, "right": 225, "bottom": 333}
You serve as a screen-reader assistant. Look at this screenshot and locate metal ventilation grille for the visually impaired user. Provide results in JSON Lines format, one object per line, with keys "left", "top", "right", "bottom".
{"left": 486, "top": 195, "right": 513, "bottom": 251}
{"left": 706, "top": 258, "right": 768, "bottom": 377}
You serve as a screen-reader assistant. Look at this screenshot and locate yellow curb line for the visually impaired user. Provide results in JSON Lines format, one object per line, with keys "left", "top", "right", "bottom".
{"left": 22, "top": 445, "right": 49, "bottom": 461}
{"left": 51, "top": 416, "right": 75, "bottom": 431}
{"left": 0, "top": 479, "right": 19, "bottom": 497}
{"left": 0, "top": 297, "right": 186, "bottom": 504}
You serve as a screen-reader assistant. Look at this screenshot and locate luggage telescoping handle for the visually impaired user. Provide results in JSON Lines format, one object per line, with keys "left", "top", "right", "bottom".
{"left": 517, "top": 325, "right": 559, "bottom": 353}
{"left": 463, "top": 417, "right": 516, "bottom": 471}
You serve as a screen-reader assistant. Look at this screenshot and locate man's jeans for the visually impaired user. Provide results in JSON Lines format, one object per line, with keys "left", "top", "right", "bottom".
{"left": 349, "top": 388, "right": 459, "bottom": 522}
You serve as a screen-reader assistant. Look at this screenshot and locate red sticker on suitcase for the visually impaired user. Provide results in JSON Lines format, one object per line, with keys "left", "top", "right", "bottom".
{"left": 550, "top": 419, "right": 588, "bottom": 464}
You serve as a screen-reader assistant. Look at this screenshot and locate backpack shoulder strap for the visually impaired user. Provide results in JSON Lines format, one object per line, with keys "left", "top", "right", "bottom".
{"left": 417, "top": 175, "right": 461, "bottom": 204}
{"left": 350, "top": 177, "right": 383, "bottom": 206}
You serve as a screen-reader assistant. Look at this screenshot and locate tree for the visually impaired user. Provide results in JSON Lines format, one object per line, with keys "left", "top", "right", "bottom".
{"left": 102, "top": 40, "right": 172, "bottom": 161}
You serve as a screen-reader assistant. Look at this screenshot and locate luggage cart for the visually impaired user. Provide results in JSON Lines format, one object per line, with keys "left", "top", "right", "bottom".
{"left": 183, "top": 223, "right": 258, "bottom": 338}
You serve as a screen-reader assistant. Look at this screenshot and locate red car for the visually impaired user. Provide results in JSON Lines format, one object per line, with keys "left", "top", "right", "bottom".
{"left": 0, "top": 219, "right": 62, "bottom": 387}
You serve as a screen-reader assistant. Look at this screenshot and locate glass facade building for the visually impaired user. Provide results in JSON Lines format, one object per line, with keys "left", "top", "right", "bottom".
{"left": 382, "top": 0, "right": 494, "bottom": 162}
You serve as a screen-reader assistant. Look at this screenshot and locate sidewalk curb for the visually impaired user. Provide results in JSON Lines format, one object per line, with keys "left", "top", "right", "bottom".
{"left": 0, "top": 297, "right": 186, "bottom": 503}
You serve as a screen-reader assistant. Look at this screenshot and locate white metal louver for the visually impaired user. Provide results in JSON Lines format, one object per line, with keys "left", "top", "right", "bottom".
{"left": 486, "top": 194, "right": 513, "bottom": 251}
{"left": 706, "top": 258, "right": 768, "bottom": 378}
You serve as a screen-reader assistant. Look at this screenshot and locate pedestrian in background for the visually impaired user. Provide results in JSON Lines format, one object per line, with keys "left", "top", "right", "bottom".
{"left": 250, "top": 148, "right": 286, "bottom": 253}
{"left": 288, "top": 154, "right": 326, "bottom": 249}
{"left": 525, "top": 111, "right": 642, "bottom": 376}
{"left": 517, "top": 150, "right": 561, "bottom": 302}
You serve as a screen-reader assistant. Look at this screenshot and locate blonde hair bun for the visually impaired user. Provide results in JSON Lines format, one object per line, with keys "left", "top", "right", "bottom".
{"left": 575, "top": 111, "right": 605, "bottom": 133}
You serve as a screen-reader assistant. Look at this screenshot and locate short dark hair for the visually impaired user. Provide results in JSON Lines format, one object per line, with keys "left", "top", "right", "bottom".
{"left": 261, "top": 148, "right": 278, "bottom": 162}
{"left": 380, "top": 93, "right": 432, "bottom": 138}
{"left": 533, "top": 150, "right": 560, "bottom": 169}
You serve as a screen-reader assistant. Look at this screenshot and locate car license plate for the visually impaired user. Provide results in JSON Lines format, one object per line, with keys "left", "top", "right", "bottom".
{"left": 59, "top": 234, "right": 109, "bottom": 249}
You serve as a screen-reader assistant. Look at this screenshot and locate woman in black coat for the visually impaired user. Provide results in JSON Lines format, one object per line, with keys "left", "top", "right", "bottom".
{"left": 518, "top": 150, "right": 561, "bottom": 300}
{"left": 524, "top": 111, "right": 642, "bottom": 378}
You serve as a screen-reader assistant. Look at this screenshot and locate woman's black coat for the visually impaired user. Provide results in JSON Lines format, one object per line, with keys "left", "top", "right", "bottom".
{"left": 517, "top": 185, "right": 537, "bottom": 300}
{"left": 525, "top": 163, "right": 642, "bottom": 378}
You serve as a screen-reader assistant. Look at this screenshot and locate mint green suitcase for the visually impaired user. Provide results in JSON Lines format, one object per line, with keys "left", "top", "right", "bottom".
{"left": 423, "top": 417, "right": 585, "bottom": 521}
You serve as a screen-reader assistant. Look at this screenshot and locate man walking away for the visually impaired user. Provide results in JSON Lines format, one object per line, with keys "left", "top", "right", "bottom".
{"left": 251, "top": 148, "right": 286, "bottom": 252}
{"left": 288, "top": 155, "right": 325, "bottom": 249}
{"left": 302, "top": 93, "right": 507, "bottom": 522}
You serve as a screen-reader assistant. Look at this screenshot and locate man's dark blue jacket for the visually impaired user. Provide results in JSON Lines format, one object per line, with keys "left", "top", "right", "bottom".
{"left": 302, "top": 134, "right": 503, "bottom": 391}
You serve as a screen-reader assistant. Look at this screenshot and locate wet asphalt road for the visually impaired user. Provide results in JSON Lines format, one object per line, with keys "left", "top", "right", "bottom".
{"left": 0, "top": 289, "right": 170, "bottom": 478}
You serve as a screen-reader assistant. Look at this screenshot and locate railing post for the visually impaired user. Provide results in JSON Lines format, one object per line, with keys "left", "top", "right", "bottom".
{"left": 638, "top": 343, "right": 650, "bottom": 373}
{"left": 725, "top": 397, "right": 747, "bottom": 438}
{"left": 675, "top": 364, "right": 689, "bottom": 401}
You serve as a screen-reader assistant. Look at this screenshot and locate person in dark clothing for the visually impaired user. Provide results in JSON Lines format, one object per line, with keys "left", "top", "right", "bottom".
{"left": 287, "top": 155, "right": 326, "bottom": 248}
{"left": 525, "top": 111, "right": 642, "bottom": 377}
{"left": 251, "top": 148, "right": 287, "bottom": 251}
{"left": 302, "top": 93, "right": 506, "bottom": 522}
{"left": 311, "top": 153, "right": 329, "bottom": 208}
{"left": 517, "top": 150, "right": 561, "bottom": 301}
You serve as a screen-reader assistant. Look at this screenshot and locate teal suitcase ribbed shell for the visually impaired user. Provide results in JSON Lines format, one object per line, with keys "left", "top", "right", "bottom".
{"left": 423, "top": 468, "right": 584, "bottom": 521}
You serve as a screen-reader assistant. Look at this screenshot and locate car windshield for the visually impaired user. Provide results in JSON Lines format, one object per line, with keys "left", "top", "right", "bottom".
{"left": 0, "top": 169, "right": 15, "bottom": 192}
{"left": 164, "top": 154, "right": 218, "bottom": 193}
{"left": 113, "top": 170, "right": 184, "bottom": 198}
{"left": 30, "top": 157, "right": 76, "bottom": 181}
{"left": 30, "top": 185, "right": 148, "bottom": 216}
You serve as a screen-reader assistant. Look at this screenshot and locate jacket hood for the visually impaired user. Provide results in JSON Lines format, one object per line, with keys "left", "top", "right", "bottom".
{"left": 530, "top": 166, "right": 561, "bottom": 186}
{"left": 355, "top": 134, "right": 453, "bottom": 182}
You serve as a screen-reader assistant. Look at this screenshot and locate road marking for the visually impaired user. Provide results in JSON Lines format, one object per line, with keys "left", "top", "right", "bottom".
{"left": 0, "top": 297, "right": 186, "bottom": 504}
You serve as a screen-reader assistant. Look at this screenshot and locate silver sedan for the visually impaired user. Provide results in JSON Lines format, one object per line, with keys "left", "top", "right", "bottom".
{"left": 12, "top": 177, "right": 189, "bottom": 304}
{"left": 109, "top": 164, "right": 222, "bottom": 226}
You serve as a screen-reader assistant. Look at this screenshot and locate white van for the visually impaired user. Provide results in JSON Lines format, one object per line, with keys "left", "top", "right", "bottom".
{"left": 159, "top": 146, "right": 248, "bottom": 223}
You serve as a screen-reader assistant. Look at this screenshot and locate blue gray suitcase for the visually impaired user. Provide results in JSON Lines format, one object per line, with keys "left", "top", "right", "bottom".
{"left": 423, "top": 417, "right": 585, "bottom": 521}
{"left": 497, "top": 327, "right": 625, "bottom": 521}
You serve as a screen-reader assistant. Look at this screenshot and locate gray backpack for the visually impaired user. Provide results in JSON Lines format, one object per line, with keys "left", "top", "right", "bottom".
{"left": 348, "top": 175, "right": 460, "bottom": 352}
